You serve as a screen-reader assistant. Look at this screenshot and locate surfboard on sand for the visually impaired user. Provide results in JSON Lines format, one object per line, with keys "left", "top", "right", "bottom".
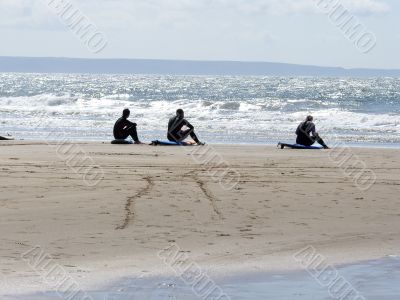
{"left": 278, "top": 142, "right": 323, "bottom": 150}
{"left": 150, "top": 140, "right": 197, "bottom": 146}
{"left": 111, "top": 139, "right": 134, "bottom": 144}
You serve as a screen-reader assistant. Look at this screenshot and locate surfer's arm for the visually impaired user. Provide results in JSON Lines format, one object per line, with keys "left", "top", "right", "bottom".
{"left": 125, "top": 120, "right": 137, "bottom": 127}
{"left": 184, "top": 120, "right": 194, "bottom": 130}
{"left": 310, "top": 124, "right": 317, "bottom": 136}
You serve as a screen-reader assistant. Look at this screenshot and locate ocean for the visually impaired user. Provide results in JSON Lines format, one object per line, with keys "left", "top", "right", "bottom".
{"left": 1, "top": 73, "right": 399, "bottom": 145}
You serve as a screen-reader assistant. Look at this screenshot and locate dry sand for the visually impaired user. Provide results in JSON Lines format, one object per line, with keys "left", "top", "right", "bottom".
{"left": 0, "top": 141, "right": 399, "bottom": 294}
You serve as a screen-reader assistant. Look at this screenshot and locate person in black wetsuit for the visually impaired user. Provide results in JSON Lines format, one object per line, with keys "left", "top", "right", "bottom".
{"left": 113, "top": 109, "right": 143, "bottom": 144}
{"left": 167, "top": 109, "right": 204, "bottom": 145}
{"left": 295, "top": 115, "right": 329, "bottom": 149}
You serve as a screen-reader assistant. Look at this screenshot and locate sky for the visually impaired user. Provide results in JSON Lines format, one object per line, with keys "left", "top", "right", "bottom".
{"left": 0, "top": 0, "right": 399, "bottom": 69}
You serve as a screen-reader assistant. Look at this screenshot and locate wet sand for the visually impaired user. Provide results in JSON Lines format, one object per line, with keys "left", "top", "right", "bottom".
{"left": 0, "top": 141, "right": 399, "bottom": 296}
{"left": 9, "top": 256, "right": 400, "bottom": 300}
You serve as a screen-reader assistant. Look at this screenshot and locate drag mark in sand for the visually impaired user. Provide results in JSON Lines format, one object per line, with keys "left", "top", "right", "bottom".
{"left": 190, "top": 172, "right": 223, "bottom": 219}
{"left": 115, "top": 177, "right": 154, "bottom": 230}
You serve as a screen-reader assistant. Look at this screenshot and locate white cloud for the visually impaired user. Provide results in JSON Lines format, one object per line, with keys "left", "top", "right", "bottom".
{"left": 224, "top": 0, "right": 391, "bottom": 16}
{"left": 0, "top": 0, "right": 59, "bottom": 28}
{"left": 341, "top": 0, "right": 391, "bottom": 14}
{"left": 81, "top": 0, "right": 392, "bottom": 30}
{"left": 0, "top": 0, "right": 391, "bottom": 30}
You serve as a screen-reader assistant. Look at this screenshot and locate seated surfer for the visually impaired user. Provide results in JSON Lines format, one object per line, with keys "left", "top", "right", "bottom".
{"left": 167, "top": 109, "right": 204, "bottom": 145}
{"left": 113, "top": 108, "right": 143, "bottom": 144}
{"left": 295, "top": 115, "right": 329, "bottom": 149}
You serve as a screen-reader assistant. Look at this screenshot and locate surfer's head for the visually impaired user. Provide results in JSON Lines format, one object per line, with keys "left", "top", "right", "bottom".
{"left": 306, "top": 115, "right": 313, "bottom": 122}
{"left": 176, "top": 109, "right": 184, "bottom": 118}
{"left": 123, "top": 108, "right": 130, "bottom": 118}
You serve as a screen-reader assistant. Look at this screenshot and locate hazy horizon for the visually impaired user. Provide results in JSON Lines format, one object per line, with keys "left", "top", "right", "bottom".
{"left": 2, "top": 56, "right": 400, "bottom": 77}
{"left": 2, "top": 55, "right": 400, "bottom": 71}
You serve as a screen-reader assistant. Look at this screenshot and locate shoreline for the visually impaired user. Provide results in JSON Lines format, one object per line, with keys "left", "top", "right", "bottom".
{"left": 1, "top": 141, "right": 399, "bottom": 296}
{"left": 6, "top": 256, "right": 400, "bottom": 299}
{"left": 2, "top": 138, "right": 400, "bottom": 149}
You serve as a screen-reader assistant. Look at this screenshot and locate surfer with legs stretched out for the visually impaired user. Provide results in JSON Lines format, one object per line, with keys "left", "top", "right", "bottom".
{"left": 295, "top": 115, "right": 329, "bottom": 149}
{"left": 278, "top": 115, "right": 330, "bottom": 149}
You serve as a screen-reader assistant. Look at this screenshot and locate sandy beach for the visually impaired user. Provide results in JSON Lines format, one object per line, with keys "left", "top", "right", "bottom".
{"left": 1, "top": 141, "right": 399, "bottom": 296}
